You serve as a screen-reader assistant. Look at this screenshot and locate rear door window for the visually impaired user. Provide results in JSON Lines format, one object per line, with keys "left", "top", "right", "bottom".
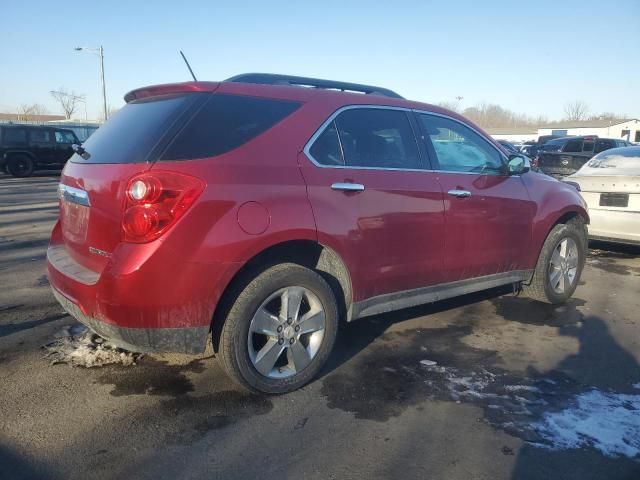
{"left": 161, "top": 94, "right": 301, "bottom": 160}
{"left": 595, "top": 140, "right": 615, "bottom": 153}
{"left": 309, "top": 121, "right": 344, "bottom": 166}
{"left": 563, "top": 139, "right": 583, "bottom": 152}
{"left": 333, "top": 108, "right": 421, "bottom": 169}
{"left": 30, "top": 129, "right": 52, "bottom": 143}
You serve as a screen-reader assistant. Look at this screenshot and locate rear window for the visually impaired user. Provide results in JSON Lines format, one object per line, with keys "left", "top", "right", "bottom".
{"left": 72, "top": 94, "right": 198, "bottom": 164}
{"left": 161, "top": 94, "right": 301, "bottom": 161}
{"left": 73, "top": 93, "right": 300, "bottom": 164}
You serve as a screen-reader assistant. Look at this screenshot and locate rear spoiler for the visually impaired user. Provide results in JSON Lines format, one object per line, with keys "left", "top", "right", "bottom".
{"left": 124, "top": 82, "right": 219, "bottom": 103}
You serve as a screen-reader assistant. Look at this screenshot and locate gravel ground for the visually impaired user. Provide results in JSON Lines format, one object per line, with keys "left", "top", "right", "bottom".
{"left": 1, "top": 172, "right": 639, "bottom": 480}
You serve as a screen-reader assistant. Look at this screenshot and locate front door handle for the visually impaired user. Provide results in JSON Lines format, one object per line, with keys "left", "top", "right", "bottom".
{"left": 447, "top": 189, "right": 471, "bottom": 198}
{"left": 331, "top": 182, "right": 365, "bottom": 192}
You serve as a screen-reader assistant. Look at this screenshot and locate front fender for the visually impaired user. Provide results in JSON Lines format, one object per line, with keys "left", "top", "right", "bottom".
{"left": 522, "top": 171, "right": 589, "bottom": 268}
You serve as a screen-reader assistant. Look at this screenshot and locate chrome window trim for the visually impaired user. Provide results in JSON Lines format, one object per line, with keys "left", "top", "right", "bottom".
{"left": 303, "top": 104, "right": 510, "bottom": 174}
{"left": 303, "top": 105, "right": 423, "bottom": 172}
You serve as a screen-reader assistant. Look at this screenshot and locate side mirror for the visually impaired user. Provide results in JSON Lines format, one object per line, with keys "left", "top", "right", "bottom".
{"left": 508, "top": 154, "right": 530, "bottom": 175}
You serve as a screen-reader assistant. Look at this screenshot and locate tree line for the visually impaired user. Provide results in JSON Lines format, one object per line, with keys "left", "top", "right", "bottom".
{"left": 438, "top": 99, "right": 627, "bottom": 129}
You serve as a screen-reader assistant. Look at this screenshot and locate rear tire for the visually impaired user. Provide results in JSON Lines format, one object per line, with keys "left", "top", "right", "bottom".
{"left": 217, "top": 263, "right": 338, "bottom": 394}
{"left": 522, "top": 218, "right": 587, "bottom": 304}
{"left": 6, "top": 155, "right": 35, "bottom": 177}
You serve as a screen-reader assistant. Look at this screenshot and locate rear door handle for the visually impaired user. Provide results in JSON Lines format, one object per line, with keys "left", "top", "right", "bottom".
{"left": 447, "top": 189, "right": 471, "bottom": 198}
{"left": 331, "top": 182, "right": 365, "bottom": 192}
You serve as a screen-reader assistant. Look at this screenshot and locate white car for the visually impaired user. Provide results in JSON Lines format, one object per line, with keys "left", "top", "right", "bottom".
{"left": 563, "top": 146, "right": 640, "bottom": 246}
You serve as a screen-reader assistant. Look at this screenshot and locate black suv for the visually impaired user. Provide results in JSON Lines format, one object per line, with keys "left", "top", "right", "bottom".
{"left": 0, "top": 124, "right": 80, "bottom": 177}
{"left": 538, "top": 135, "right": 631, "bottom": 177}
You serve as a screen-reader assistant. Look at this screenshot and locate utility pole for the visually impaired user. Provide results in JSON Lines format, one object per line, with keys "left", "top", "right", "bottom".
{"left": 74, "top": 46, "right": 108, "bottom": 122}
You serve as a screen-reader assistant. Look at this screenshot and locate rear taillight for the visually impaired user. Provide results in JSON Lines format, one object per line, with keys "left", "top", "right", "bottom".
{"left": 122, "top": 171, "right": 205, "bottom": 243}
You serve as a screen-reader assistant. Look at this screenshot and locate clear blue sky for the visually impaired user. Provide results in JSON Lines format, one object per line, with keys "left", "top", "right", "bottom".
{"left": 2, "top": 0, "right": 638, "bottom": 121}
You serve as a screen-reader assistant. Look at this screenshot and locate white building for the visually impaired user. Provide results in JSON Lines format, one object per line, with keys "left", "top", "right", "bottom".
{"left": 537, "top": 119, "right": 640, "bottom": 143}
{"left": 486, "top": 127, "right": 538, "bottom": 143}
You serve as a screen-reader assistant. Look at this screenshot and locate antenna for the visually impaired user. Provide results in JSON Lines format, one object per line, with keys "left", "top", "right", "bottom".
{"left": 180, "top": 50, "right": 197, "bottom": 81}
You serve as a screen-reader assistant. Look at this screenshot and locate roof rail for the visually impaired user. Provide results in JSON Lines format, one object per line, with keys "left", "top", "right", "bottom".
{"left": 225, "top": 73, "right": 404, "bottom": 99}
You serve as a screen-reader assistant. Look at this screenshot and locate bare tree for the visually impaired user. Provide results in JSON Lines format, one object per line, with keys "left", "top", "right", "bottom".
{"left": 563, "top": 100, "right": 589, "bottom": 122}
{"left": 16, "top": 103, "right": 48, "bottom": 121}
{"left": 438, "top": 101, "right": 461, "bottom": 113}
{"left": 588, "top": 112, "right": 626, "bottom": 122}
{"left": 50, "top": 88, "right": 85, "bottom": 119}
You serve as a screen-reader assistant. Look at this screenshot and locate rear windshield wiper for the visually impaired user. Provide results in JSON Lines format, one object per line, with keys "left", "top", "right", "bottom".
{"left": 72, "top": 143, "right": 91, "bottom": 160}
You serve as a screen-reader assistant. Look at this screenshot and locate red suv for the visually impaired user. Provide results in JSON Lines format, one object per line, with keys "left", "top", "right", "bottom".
{"left": 48, "top": 74, "right": 588, "bottom": 393}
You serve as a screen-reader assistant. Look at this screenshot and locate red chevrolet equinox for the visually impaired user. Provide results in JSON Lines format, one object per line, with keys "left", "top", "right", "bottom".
{"left": 48, "top": 73, "right": 588, "bottom": 393}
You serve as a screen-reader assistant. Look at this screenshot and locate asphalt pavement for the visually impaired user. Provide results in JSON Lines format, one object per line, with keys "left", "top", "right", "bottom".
{"left": 1, "top": 172, "right": 639, "bottom": 480}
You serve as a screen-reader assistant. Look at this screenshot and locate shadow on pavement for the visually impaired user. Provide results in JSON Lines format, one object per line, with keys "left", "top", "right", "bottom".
{"left": 510, "top": 315, "right": 640, "bottom": 479}
{"left": 0, "top": 445, "right": 60, "bottom": 480}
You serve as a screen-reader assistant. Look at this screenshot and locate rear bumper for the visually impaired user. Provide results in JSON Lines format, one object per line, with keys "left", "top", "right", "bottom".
{"left": 588, "top": 209, "right": 640, "bottom": 245}
{"left": 47, "top": 222, "right": 242, "bottom": 354}
{"left": 52, "top": 287, "right": 209, "bottom": 354}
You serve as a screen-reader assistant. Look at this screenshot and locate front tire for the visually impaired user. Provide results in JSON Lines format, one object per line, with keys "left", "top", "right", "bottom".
{"left": 523, "top": 219, "right": 587, "bottom": 304}
{"left": 217, "top": 263, "right": 338, "bottom": 394}
{"left": 6, "top": 155, "right": 35, "bottom": 177}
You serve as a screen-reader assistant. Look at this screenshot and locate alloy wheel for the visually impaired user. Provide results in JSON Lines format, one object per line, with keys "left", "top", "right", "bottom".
{"left": 548, "top": 237, "right": 579, "bottom": 294}
{"left": 247, "top": 286, "right": 326, "bottom": 379}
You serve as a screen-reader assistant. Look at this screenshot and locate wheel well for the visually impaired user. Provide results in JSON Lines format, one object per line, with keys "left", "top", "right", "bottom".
{"left": 548, "top": 210, "right": 589, "bottom": 253}
{"left": 211, "top": 240, "right": 352, "bottom": 351}
{"left": 554, "top": 211, "right": 587, "bottom": 227}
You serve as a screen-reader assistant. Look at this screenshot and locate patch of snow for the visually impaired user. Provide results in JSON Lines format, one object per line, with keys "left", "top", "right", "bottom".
{"left": 505, "top": 385, "right": 541, "bottom": 393}
{"left": 420, "top": 359, "right": 437, "bottom": 366}
{"left": 43, "top": 325, "right": 141, "bottom": 368}
{"left": 533, "top": 389, "right": 640, "bottom": 459}
{"left": 633, "top": 383, "right": 640, "bottom": 390}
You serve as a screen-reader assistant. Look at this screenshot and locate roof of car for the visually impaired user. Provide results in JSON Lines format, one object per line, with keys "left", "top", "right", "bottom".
{"left": 122, "top": 74, "right": 503, "bottom": 150}
{"left": 124, "top": 77, "right": 466, "bottom": 123}
{"left": 226, "top": 73, "right": 404, "bottom": 99}
{"left": 0, "top": 124, "right": 76, "bottom": 133}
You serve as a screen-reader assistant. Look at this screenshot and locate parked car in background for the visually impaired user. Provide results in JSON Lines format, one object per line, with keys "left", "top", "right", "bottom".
{"left": 48, "top": 73, "right": 589, "bottom": 394}
{"left": 0, "top": 124, "right": 80, "bottom": 177}
{"left": 538, "top": 135, "right": 631, "bottom": 177}
{"left": 497, "top": 140, "right": 520, "bottom": 155}
{"left": 537, "top": 136, "right": 574, "bottom": 155}
{"left": 563, "top": 146, "right": 640, "bottom": 246}
{"left": 523, "top": 135, "right": 569, "bottom": 161}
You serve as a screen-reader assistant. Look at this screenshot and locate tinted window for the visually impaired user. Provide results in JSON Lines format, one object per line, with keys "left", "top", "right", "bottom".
{"left": 3, "top": 128, "right": 27, "bottom": 144}
{"left": 30, "top": 129, "right": 51, "bottom": 143}
{"left": 418, "top": 114, "right": 504, "bottom": 174}
{"left": 75, "top": 94, "right": 197, "bottom": 164}
{"left": 595, "top": 140, "right": 614, "bottom": 153}
{"left": 162, "top": 94, "right": 301, "bottom": 160}
{"left": 582, "top": 139, "right": 595, "bottom": 152}
{"left": 55, "top": 131, "right": 76, "bottom": 144}
{"left": 333, "top": 109, "right": 421, "bottom": 169}
{"left": 309, "top": 121, "right": 343, "bottom": 166}
{"left": 563, "top": 139, "right": 583, "bottom": 152}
